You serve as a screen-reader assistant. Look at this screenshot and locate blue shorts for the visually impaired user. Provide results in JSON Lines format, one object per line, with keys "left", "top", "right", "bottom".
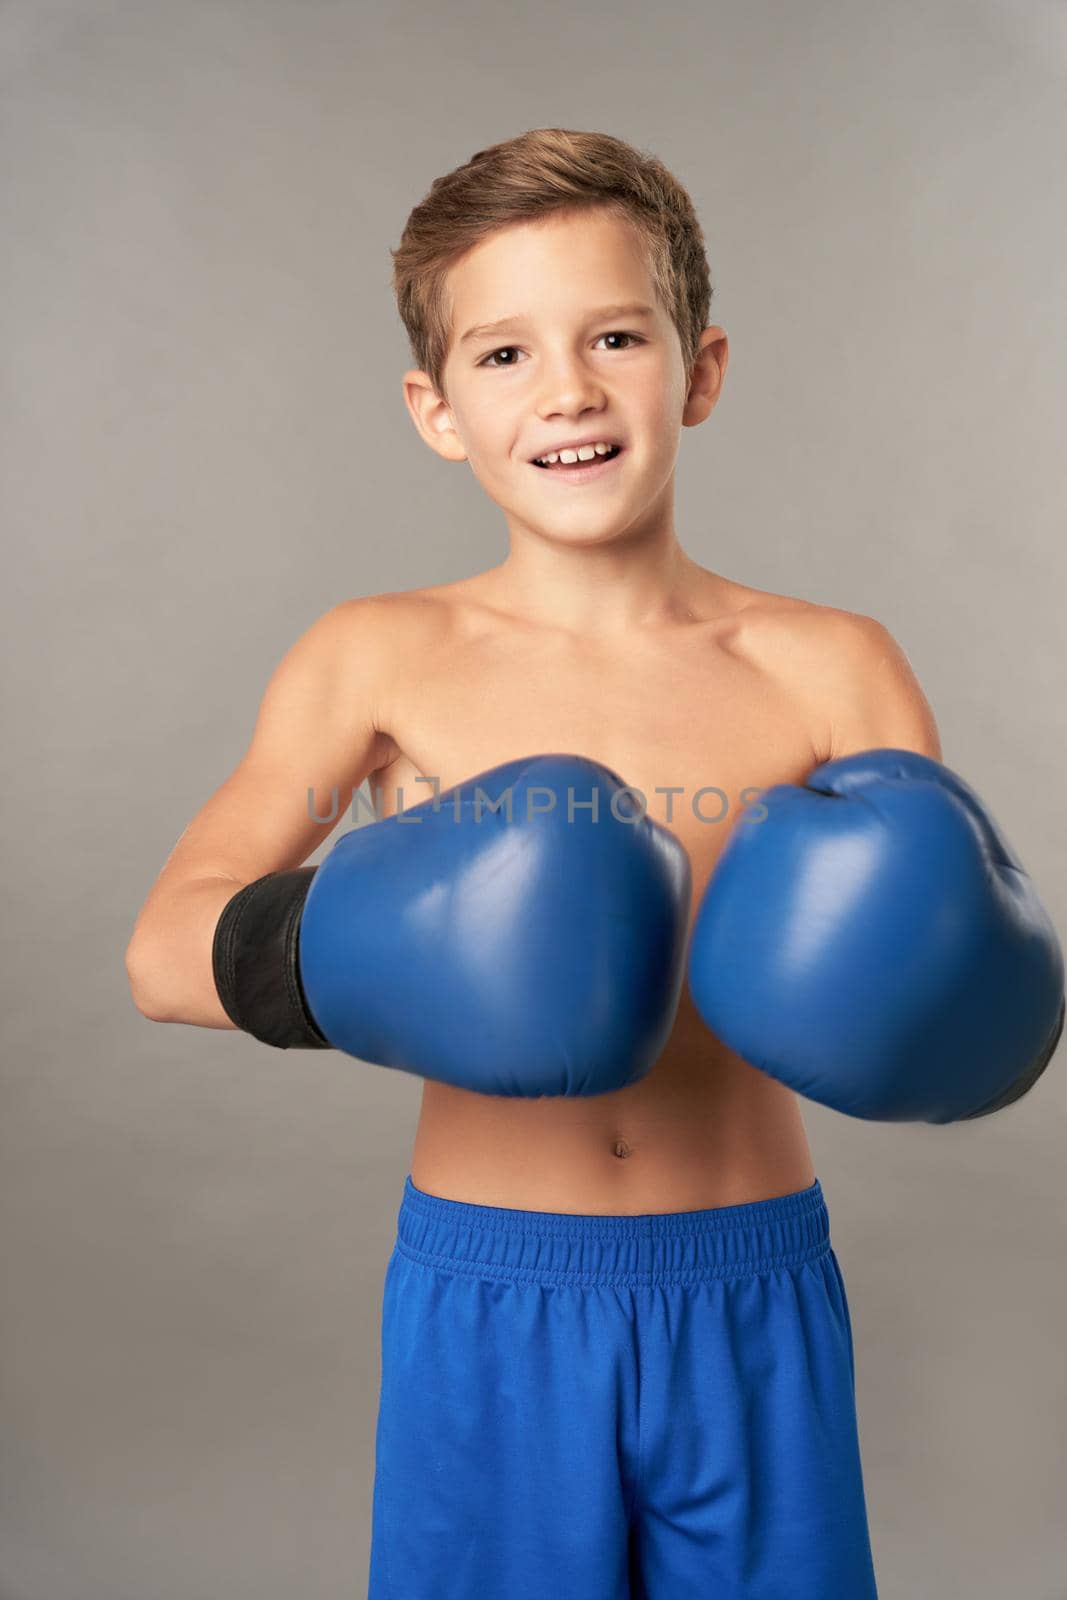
{"left": 369, "top": 1175, "right": 878, "bottom": 1598}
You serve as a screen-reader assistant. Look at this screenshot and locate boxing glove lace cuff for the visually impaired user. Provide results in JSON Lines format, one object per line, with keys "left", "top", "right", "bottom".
{"left": 958, "top": 994, "right": 1065, "bottom": 1120}
{"left": 212, "top": 868, "right": 329, "bottom": 1050}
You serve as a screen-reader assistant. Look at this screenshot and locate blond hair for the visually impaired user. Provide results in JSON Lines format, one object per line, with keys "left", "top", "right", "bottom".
{"left": 390, "top": 127, "right": 714, "bottom": 402}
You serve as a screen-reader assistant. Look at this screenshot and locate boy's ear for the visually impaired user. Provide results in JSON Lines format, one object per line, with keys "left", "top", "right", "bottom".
{"left": 401, "top": 369, "right": 468, "bottom": 463}
{"left": 682, "top": 326, "right": 729, "bottom": 428}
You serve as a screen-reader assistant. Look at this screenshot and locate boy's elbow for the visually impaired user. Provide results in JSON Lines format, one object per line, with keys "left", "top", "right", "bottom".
{"left": 124, "top": 937, "right": 175, "bottom": 1023}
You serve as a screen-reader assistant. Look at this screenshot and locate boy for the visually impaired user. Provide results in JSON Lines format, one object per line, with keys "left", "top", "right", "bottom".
{"left": 126, "top": 129, "right": 1061, "bottom": 1598}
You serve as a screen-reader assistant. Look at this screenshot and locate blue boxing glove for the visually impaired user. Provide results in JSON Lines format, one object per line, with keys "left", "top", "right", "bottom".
{"left": 687, "top": 748, "right": 1064, "bottom": 1123}
{"left": 213, "top": 752, "right": 691, "bottom": 1097}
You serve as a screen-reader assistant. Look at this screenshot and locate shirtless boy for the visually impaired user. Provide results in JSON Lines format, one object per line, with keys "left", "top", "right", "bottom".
{"left": 126, "top": 128, "right": 1063, "bottom": 1599}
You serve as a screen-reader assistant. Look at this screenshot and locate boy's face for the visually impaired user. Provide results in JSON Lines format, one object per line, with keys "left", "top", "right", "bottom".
{"left": 403, "top": 209, "right": 726, "bottom": 548}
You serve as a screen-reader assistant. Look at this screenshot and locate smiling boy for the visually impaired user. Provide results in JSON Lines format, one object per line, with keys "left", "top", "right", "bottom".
{"left": 127, "top": 128, "right": 1062, "bottom": 1598}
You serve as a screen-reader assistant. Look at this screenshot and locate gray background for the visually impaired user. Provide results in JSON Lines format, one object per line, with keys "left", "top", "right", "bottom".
{"left": 3, "top": 1, "right": 1065, "bottom": 1596}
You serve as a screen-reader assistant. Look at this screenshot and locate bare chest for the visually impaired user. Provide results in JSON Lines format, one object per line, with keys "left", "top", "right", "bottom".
{"left": 364, "top": 617, "right": 818, "bottom": 900}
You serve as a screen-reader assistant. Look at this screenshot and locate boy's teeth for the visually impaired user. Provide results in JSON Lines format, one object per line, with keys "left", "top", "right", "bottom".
{"left": 536, "top": 442, "right": 616, "bottom": 466}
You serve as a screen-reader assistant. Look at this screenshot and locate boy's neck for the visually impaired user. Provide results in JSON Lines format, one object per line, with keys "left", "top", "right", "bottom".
{"left": 477, "top": 536, "right": 710, "bottom": 639}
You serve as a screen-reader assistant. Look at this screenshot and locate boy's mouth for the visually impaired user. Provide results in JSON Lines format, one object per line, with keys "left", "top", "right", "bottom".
{"left": 529, "top": 444, "right": 625, "bottom": 482}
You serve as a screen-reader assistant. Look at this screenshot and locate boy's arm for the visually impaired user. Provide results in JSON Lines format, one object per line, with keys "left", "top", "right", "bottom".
{"left": 800, "top": 607, "right": 943, "bottom": 765}
{"left": 125, "top": 598, "right": 396, "bottom": 1028}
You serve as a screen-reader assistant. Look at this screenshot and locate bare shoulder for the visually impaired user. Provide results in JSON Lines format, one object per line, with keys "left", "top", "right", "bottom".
{"left": 342, "top": 572, "right": 536, "bottom": 647}
{"left": 727, "top": 590, "right": 942, "bottom": 764}
{"left": 730, "top": 591, "right": 882, "bottom": 673}
{"left": 702, "top": 577, "right": 832, "bottom": 660}
{"left": 327, "top": 583, "right": 459, "bottom": 663}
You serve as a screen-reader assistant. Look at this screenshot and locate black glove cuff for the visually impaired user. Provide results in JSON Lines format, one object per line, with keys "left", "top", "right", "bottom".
{"left": 960, "top": 994, "right": 1065, "bottom": 1120}
{"left": 212, "top": 868, "right": 329, "bottom": 1050}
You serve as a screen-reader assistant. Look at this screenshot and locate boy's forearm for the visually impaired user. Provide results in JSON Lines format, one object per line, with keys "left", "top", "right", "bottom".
{"left": 126, "top": 876, "right": 245, "bottom": 1029}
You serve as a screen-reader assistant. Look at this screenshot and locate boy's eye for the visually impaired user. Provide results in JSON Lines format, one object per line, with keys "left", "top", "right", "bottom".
{"left": 478, "top": 331, "right": 644, "bottom": 369}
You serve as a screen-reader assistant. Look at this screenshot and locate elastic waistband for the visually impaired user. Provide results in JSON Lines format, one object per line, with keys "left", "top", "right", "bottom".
{"left": 394, "top": 1175, "right": 830, "bottom": 1288}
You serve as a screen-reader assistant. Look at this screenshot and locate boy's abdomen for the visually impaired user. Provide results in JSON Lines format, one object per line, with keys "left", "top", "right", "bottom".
{"left": 408, "top": 990, "right": 817, "bottom": 1215}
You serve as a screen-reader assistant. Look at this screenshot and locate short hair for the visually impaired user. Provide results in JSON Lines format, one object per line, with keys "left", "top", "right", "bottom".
{"left": 390, "top": 127, "right": 714, "bottom": 403}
